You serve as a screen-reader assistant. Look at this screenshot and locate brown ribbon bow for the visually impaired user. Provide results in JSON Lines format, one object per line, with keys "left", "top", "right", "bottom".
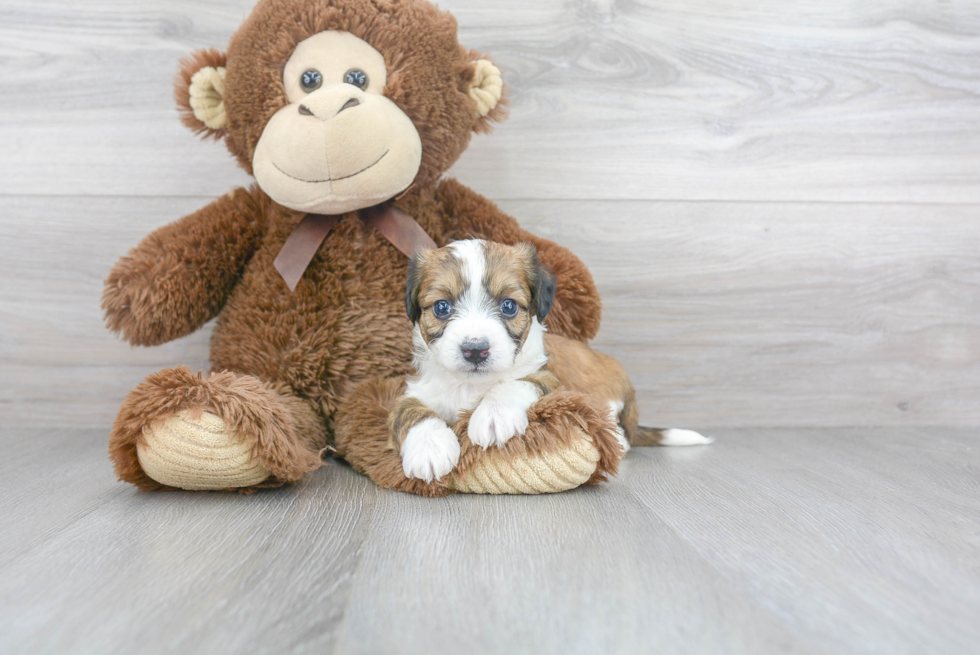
{"left": 273, "top": 204, "right": 437, "bottom": 292}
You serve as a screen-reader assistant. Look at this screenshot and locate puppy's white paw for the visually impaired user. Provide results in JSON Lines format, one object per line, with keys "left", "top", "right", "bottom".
{"left": 468, "top": 381, "right": 538, "bottom": 449}
{"left": 401, "top": 418, "right": 461, "bottom": 482}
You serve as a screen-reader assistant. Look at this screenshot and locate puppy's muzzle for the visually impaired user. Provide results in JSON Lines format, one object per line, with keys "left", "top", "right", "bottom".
{"left": 461, "top": 339, "right": 491, "bottom": 364}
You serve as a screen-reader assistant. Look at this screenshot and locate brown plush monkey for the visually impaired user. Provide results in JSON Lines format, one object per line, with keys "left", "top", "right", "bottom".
{"left": 103, "top": 0, "right": 622, "bottom": 495}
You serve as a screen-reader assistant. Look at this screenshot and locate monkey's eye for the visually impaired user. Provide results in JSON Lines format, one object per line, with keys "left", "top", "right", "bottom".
{"left": 432, "top": 300, "right": 453, "bottom": 319}
{"left": 300, "top": 69, "right": 323, "bottom": 92}
{"left": 500, "top": 299, "right": 519, "bottom": 318}
{"left": 344, "top": 69, "right": 368, "bottom": 89}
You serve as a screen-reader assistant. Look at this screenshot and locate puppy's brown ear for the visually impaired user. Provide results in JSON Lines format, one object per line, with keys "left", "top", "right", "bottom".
{"left": 527, "top": 247, "right": 556, "bottom": 321}
{"left": 175, "top": 48, "right": 229, "bottom": 139}
{"left": 405, "top": 251, "right": 428, "bottom": 323}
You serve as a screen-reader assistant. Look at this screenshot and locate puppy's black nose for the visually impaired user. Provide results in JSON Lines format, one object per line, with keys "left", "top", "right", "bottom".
{"left": 461, "top": 339, "right": 490, "bottom": 364}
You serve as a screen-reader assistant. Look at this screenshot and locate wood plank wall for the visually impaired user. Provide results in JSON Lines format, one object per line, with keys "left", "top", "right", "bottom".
{"left": 1, "top": 0, "right": 978, "bottom": 429}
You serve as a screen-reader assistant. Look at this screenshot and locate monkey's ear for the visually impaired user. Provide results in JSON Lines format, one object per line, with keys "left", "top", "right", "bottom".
{"left": 466, "top": 55, "right": 508, "bottom": 133}
{"left": 175, "top": 48, "right": 229, "bottom": 138}
{"left": 405, "top": 251, "right": 428, "bottom": 323}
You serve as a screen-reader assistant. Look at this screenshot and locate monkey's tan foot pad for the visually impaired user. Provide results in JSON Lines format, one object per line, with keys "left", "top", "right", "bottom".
{"left": 446, "top": 427, "right": 599, "bottom": 494}
{"left": 137, "top": 410, "right": 271, "bottom": 490}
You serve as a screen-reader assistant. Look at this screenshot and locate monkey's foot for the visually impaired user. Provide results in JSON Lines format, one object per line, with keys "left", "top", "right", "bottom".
{"left": 137, "top": 409, "right": 271, "bottom": 490}
{"left": 109, "top": 367, "right": 323, "bottom": 491}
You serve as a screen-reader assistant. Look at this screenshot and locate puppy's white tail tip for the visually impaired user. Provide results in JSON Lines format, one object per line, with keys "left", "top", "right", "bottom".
{"left": 633, "top": 426, "right": 714, "bottom": 447}
{"left": 659, "top": 428, "right": 714, "bottom": 446}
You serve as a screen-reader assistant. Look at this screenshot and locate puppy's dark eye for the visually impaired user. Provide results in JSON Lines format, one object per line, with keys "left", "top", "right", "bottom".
{"left": 344, "top": 69, "right": 368, "bottom": 88}
{"left": 500, "top": 299, "right": 518, "bottom": 318}
{"left": 432, "top": 300, "right": 453, "bottom": 319}
{"left": 301, "top": 69, "right": 323, "bottom": 92}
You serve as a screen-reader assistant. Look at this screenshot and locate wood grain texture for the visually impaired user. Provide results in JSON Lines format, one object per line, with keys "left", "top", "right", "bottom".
{"left": 0, "top": 0, "right": 979, "bottom": 201}
{"left": 3, "top": 196, "right": 977, "bottom": 428}
{"left": 503, "top": 199, "right": 980, "bottom": 428}
{"left": 1, "top": 427, "right": 978, "bottom": 654}
{"left": 0, "top": 428, "right": 380, "bottom": 654}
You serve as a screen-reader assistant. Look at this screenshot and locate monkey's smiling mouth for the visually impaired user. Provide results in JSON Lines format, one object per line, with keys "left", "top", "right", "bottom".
{"left": 272, "top": 150, "right": 389, "bottom": 184}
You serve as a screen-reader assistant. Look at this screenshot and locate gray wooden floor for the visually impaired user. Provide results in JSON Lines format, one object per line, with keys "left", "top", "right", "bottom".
{"left": 2, "top": 0, "right": 980, "bottom": 653}
{"left": 1, "top": 427, "right": 978, "bottom": 655}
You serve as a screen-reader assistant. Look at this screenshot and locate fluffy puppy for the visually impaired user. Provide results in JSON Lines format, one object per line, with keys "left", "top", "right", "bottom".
{"left": 389, "top": 239, "right": 710, "bottom": 482}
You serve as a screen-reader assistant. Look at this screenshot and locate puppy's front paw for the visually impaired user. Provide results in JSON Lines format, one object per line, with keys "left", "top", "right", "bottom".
{"left": 401, "top": 418, "right": 461, "bottom": 482}
{"left": 468, "top": 382, "right": 538, "bottom": 449}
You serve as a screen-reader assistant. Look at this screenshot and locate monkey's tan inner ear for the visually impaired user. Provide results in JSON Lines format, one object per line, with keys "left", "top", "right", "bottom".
{"left": 189, "top": 66, "right": 227, "bottom": 130}
{"left": 469, "top": 59, "right": 503, "bottom": 117}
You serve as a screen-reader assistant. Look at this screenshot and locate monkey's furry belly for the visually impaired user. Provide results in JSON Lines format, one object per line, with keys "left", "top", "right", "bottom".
{"left": 209, "top": 243, "right": 415, "bottom": 415}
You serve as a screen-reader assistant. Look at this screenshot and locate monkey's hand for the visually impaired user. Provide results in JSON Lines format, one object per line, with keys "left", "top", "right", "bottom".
{"left": 102, "top": 187, "right": 264, "bottom": 346}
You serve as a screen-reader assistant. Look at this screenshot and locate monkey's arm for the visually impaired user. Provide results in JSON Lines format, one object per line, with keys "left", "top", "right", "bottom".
{"left": 102, "top": 187, "right": 266, "bottom": 346}
{"left": 435, "top": 178, "right": 602, "bottom": 341}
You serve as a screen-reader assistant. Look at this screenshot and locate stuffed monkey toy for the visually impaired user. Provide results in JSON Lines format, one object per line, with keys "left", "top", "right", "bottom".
{"left": 104, "top": 0, "right": 623, "bottom": 495}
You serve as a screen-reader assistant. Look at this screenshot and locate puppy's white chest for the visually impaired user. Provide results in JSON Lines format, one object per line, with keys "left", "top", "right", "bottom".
{"left": 406, "top": 376, "right": 493, "bottom": 423}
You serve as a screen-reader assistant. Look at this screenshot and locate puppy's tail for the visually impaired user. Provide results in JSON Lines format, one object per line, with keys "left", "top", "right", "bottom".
{"left": 632, "top": 426, "right": 714, "bottom": 447}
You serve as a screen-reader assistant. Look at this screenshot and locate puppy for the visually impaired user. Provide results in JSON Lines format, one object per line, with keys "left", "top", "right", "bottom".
{"left": 389, "top": 239, "right": 710, "bottom": 482}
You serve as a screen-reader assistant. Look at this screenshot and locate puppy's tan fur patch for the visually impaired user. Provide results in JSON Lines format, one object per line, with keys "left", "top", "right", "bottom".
{"left": 543, "top": 334, "right": 639, "bottom": 442}
{"left": 483, "top": 241, "right": 539, "bottom": 349}
{"left": 407, "top": 247, "right": 466, "bottom": 345}
{"left": 521, "top": 368, "right": 560, "bottom": 398}
{"left": 387, "top": 395, "right": 440, "bottom": 452}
